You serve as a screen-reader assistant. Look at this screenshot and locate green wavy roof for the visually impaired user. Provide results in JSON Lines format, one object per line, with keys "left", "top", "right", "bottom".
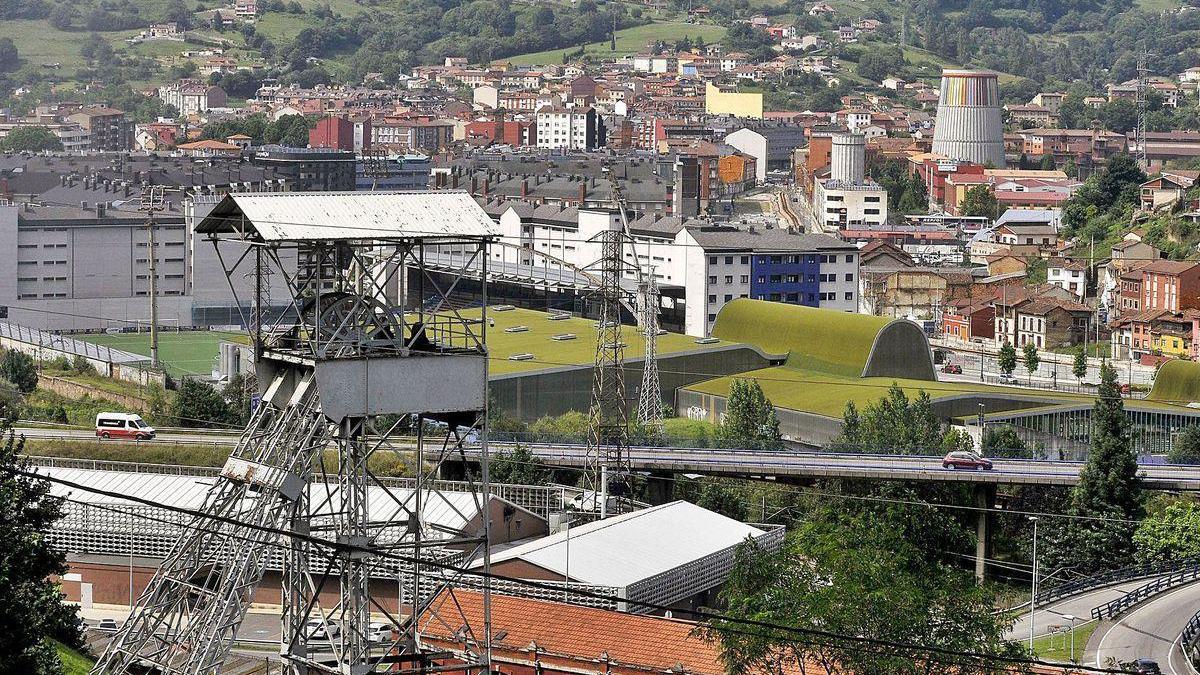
{"left": 711, "top": 299, "right": 893, "bottom": 378}
{"left": 1147, "top": 359, "right": 1200, "bottom": 404}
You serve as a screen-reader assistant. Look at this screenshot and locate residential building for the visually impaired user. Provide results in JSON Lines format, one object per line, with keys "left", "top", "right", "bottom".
{"left": 704, "top": 82, "right": 763, "bottom": 119}
{"left": 158, "top": 81, "right": 227, "bottom": 116}
{"left": 1110, "top": 308, "right": 1198, "bottom": 361}
{"left": 65, "top": 106, "right": 131, "bottom": 151}
{"left": 992, "top": 285, "right": 1087, "bottom": 347}
{"left": 309, "top": 116, "right": 355, "bottom": 151}
{"left": 1047, "top": 258, "right": 1088, "bottom": 301}
{"left": 812, "top": 179, "right": 888, "bottom": 229}
{"left": 371, "top": 119, "right": 454, "bottom": 154}
{"left": 247, "top": 145, "right": 357, "bottom": 191}
{"left": 1141, "top": 259, "right": 1200, "bottom": 312}
{"left": 535, "top": 106, "right": 604, "bottom": 151}
{"left": 942, "top": 297, "right": 996, "bottom": 342}
{"left": 1140, "top": 170, "right": 1199, "bottom": 210}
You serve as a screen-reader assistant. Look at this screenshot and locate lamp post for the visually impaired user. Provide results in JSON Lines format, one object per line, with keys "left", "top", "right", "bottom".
{"left": 1029, "top": 516, "right": 1039, "bottom": 652}
{"left": 1062, "top": 613, "right": 1077, "bottom": 662}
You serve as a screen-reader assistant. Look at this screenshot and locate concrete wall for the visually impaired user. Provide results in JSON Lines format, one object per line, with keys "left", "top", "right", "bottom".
{"left": 39, "top": 374, "right": 148, "bottom": 411}
{"left": 705, "top": 82, "right": 764, "bottom": 120}
{"left": 676, "top": 389, "right": 844, "bottom": 447}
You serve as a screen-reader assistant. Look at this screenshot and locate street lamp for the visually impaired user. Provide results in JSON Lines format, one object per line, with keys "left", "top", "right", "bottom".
{"left": 1029, "top": 516, "right": 1039, "bottom": 652}
{"left": 1061, "top": 613, "right": 1077, "bottom": 662}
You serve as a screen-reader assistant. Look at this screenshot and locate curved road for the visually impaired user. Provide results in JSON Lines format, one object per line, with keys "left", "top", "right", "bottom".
{"left": 1094, "top": 581, "right": 1200, "bottom": 674}
{"left": 1007, "top": 579, "right": 1163, "bottom": 641}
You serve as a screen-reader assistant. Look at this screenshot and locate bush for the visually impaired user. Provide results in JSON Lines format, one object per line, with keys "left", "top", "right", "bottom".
{"left": 171, "top": 378, "right": 235, "bottom": 429}
{"left": 70, "top": 355, "right": 97, "bottom": 376}
{"left": 0, "top": 349, "right": 38, "bottom": 393}
{"left": 1169, "top": 426, "right": 1200, "bottom": 464}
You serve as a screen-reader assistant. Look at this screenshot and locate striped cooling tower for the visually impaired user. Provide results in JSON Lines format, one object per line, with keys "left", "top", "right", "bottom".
{"left": 931, "top": 69, "right": 1005, "bottom": 167}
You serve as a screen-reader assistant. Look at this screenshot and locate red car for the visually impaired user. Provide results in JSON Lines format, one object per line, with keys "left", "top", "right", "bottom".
{"left": 942, "top": 451, "right": 993, "bottom": 470}
{"left": 942, "top": 364, "right": 963, "bottom": 374}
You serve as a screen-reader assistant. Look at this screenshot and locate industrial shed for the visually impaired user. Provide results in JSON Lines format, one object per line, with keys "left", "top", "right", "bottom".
{"left": 480, "top": 501, "right": 784, "bottom": 615}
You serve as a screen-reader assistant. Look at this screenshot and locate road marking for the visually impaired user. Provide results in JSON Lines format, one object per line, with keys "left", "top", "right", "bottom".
{"left": 1095, "top": 582, "right": 1200, "bottom": 669}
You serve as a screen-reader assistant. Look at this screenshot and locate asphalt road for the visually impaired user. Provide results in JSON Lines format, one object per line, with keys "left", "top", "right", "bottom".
{"left": 1093, "top": 581, "right": 1200, "bottom": 674}
{"left": 1007, "top": 579, "right": 1161, "bottom": 641}
{"left": 17, "top": 426, "right": 239, "bottom": 447}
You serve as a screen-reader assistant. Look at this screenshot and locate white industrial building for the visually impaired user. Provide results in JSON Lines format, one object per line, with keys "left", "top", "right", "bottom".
{"left": 482, "top": 501, "right": 784, "bottom": 615}
{"left": 535, "top": 106, "right": 602, "bottom": 150}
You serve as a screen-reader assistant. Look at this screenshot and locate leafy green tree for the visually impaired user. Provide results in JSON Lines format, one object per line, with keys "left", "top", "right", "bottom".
{"left": 1045, "top": 362, "right": 1143, "bottom": 574}
{"left": 171, "top": 378, "right": 236, "bottom": 428}
{"left": 1022, "top": 342, "right": 1039, "bottom": 383}
{"left": 0, "top": 419, "right": 87, "bottom": 674}
{"left": 981, "top": 424, "right": 1027, "bottom": 458}
{"left": 489, "top": 445, "right": 552, "bottom": 486}
{"left": 0, "top": 126, "right": 62, "bottom": 152}
{"left": 221, "top": 373, "right": 257, "bottom": 427}
{"left": 0, "top": 349, "right": 37, "bottom": 393}
{"left": 707, "top": 513, "right": 1022, "bottom": 674}
{"left": 1168, "top": 426, "right": 1200, "bottom": 465}
{"left": 694, "top": 479, "right": 749, "bottom": 521}
{"left": 1072, "top": 348, "right": 1088, "bottom": 384}
{"left": 1133, "top": 499, "right": 1200, "bottom": 563}
{"left": 998, "top": 342, "right": 1017, "bottom": 377}
{"left": 959, "top": 184, "right": 1002, "bottom": 220}
{"left": 835, "top": 385, "right": 944, "bottom": 454}
{"left": 722, "top": 379, "right": 782, "bottom": 450}
{"left": 0, "top": 38, "right": 18, "bottom": 73}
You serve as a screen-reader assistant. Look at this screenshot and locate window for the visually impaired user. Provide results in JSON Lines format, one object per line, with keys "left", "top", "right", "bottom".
{"left": 740, "top": 275, "right": 749, "bottom": 283}
{"left": 757, "top": 276, "right": 765, "bottom": 283}
{"left": 865, "top": 209, "right": 880, "bottom": 215}
{"left": 845, "top": 292, "right": 854, "bottom": 300}
{"left": 769, "top": 293, "right": 781, "bottom": 301}
{"left": 708, "top": 313, "right": 716, "bottom": 321}
{"left": 771, "top": 255, "right": 782, "bottom": 264}
{"left": 770, "top": 275, "right": 782, "bottom": 283}
{"left": 708, "top": 275, "right": 717, "bottom": 284}
{"left": 865, "top": 196, "right": 880, "bottom": 203}
{"left": 708, "top": 294, "right": 717, "bottom": 303}
{"left": 724, "top": 275, "right": 733, "bottom": 284}
{"left": 708, "top": 256, "right": 717, "bottom": 264}
{"left": 741, "top": 256, "right": 749, "bottom": 264}
{"left": 806, "top": 274, "right": 816, "bottom": 283}
{"left": 845, "top": 273, "right": 853, "bottom": 282}
{"left": 724, "top": 256, "right": 734, "bottom": 265}
{"left": 725, "top": 294, "right": 733, "bottom": 302}
{"left": 807, "top": 293, "right": 816, "bottom": 302}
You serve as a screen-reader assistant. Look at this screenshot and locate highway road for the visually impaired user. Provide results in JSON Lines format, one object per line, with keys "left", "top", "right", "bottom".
{"left": 1093, "top": 581, "right": 1200, "bottom": 674}
{"left": 477, "top": 445, "right": 1200, "bottom": 490}
{"left": 20, "top": 425, "right": 1200, "bottom": 490}
{"left": 1007, "top": 579, "right": 1163, "bottom": 641}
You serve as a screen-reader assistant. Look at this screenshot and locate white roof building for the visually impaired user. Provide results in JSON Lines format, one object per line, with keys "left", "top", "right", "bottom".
{"left": 482, "top": 501, "right": 784, "bottom": 613}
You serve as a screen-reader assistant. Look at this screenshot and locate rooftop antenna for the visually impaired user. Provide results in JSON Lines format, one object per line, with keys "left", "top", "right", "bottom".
{"left": 362, "top": 146, "right": 393, "bottom": 190}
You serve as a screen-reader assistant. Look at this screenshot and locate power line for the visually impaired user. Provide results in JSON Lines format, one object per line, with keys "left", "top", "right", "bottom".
{"left": 17, "top": 464, "right": 1130, "bottom": 675}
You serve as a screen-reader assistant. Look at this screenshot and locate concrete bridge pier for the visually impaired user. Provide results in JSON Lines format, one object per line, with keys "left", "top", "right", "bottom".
{"left": 643, "top": 471, "right": 674, "bottom": 505}
{"left": 975, "top": 483, "right": 997, "bottom": 583}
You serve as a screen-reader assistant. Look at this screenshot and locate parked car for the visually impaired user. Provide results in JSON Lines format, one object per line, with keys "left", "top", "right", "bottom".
{"left": 95, "top": 412, "right": 156, "bottom": 441}
{"left": 942, "top": 364, "right": 963, "bottom": 374}
{"left": 97, "top": 618, "right": 119, "bottom": 631}
{"left": 304, "top": 619, "right": 340, "bottom": 640}
{"left": 999, "top": 374, "right": 1018, "bottom": 385}
{"left": 942, "top": 451, "right": 994, "bottom": 471}
{"left": 369, "top": 622, "right": 396, "bottom": 644}
{"left": 1131, "top": 659, "right": 1161, "bottom": 674}
{"left": 1120, "top": 383, "right": 1132, "bottom": 395}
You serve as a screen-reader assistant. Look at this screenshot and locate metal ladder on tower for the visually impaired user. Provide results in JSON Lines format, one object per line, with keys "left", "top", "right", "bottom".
{"left": 92, "top": 370, "right": 329, "bottom": 675}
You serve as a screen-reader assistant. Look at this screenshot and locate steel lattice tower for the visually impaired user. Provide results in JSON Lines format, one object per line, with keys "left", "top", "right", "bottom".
{"left": 91, "top": 192, "right": 496, "bottom": 675}
{"left": 636, "top": 271, "right": 663, "bottom": 435}
{"left": 1135, "top": 47, "right": 1151, "bottom": 167}
{"left": 584, "top": 229, "right": 631, "bottom": 518}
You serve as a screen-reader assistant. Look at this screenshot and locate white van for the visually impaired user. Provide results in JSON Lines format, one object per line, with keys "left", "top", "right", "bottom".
{"left": 95, "top": 413, "right": 156, "bottom": 441}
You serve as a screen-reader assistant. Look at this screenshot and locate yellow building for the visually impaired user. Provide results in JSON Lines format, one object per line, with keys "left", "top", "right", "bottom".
{"left": 704, "top": 82, "right": 763, "bottom": 118}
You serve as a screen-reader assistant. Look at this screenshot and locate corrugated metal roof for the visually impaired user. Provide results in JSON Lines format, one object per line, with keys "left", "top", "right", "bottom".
{"left": 482, "top": 501, "right": 764, "bottom": 588}
{"left": 37, "top": 466, "right": 486, "bottom": 538}
{"left": 196, "top": 191, "right": 499, "bottom": 241}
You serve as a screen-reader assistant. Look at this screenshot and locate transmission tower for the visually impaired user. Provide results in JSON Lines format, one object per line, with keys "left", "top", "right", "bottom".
{"left": 1135, "top": 46, "right": 1151, "bottom": 167}
{"left": 138, "top": 185, "right": 167, "bottom": 369}
{"left": 92, "top": 192, "right": 495, "bottom": 675}
{"left": 636, "top": 270, "right": 664, "bottom": 435}
{"left": 362, "top": 147, "right": 394, "bottom": 191}
{"left": 584, "top": 228, "right": 631, "bottom": 519}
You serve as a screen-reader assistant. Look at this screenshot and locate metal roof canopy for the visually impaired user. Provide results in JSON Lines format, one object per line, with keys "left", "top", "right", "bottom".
{"left": 195, "top": 190, "right": 500, "bottom": 242}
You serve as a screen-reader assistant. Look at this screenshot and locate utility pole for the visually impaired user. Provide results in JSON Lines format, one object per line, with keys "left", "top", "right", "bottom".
{"left": 139, "top": 184, "right": 166, "bottom": 369}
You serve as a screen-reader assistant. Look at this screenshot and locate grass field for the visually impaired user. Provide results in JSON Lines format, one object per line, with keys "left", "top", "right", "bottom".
{"left": 501, "top": 21, "right": 727, "bottom": 66}
{"left": 54, "top": 640, "right": 95, "bottom": 675}
{"left": 0, "top": 20, "right": 140, "bottom": 72}
{"left": 460, "top": 307, "right": 730, "bottom": 375}
{"left": 1031, "top": 620, "right": 1098, "bottom": 664}
{"left": 1147, "top": 359, "right": 1200, "bottom": 404}
{"left": 77, "top": 330, "right": 246, "bottom": 379}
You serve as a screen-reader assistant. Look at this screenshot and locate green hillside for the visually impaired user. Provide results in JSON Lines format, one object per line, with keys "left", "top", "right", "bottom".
{"left": 503, "top": 21, "right": 727, "bottom": 66}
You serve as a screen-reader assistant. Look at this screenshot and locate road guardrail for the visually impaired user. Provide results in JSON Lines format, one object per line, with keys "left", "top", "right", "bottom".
{"left": 1091, "top": 563, "right": 1200, "bottom": 621}
{"left": 1037, "top": 558, "right": 1200, "bottom": 606}
{"left": 1182, "top": 607, "right": 1200, "bottom": 669}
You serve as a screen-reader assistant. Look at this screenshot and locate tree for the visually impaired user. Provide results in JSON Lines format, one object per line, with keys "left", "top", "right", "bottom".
{"left": 0, "top": 126, "right": 62, "bottom": 152}
{"left": 835, "top": 385, "right": 944, "bottom": 454}
{"left": 0, "top": 419, "right": 86, "bottom": 673}
{"left": 1072, "top": 348, "right": 1088, "bottom": 384}
{"left": 1045, "top": 362, "right": 1143, "bottom": 574}
{"left": 0, "top": 38, "right": 18, "bottom": 73}
{"left": 48, "top": 4, "right": 75, "bottom": 30}
{"left": 981, "top": 424, "right": 1027, "bottom": 459}
{"left": 722, "top": 379, "right": 782, "bottom": 450}
{"left": 1022, "top": 342, "right": 1040, "bottom": 384}
{"left": 171, "top": 378, "right": 235, "bottom": 428}
{"left": 221, "top": 373, "right": 257, "bottom": 427}
{"left": 959, "top": 184, "right": 1001, "bottom": 220}
{"left": 489, "top": 445, "right": 552, "bottom": 486}
{"left": 707, "top": 513, "right": 1021, "bottom": 675}
{"left": 694, "top": 479, "right": 748, "bottom": 521}
{"left": 998, "top": 342, "right": 1017, "bottom": 377}
{"left": 1133, "top": 499, "right": 1200, "bottom": 563}
{"left": 1168, "top": 426, "right": 1200, "bottom": 465}
{"left": 0, "top": 349, "right": 37, "bottom": 393}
